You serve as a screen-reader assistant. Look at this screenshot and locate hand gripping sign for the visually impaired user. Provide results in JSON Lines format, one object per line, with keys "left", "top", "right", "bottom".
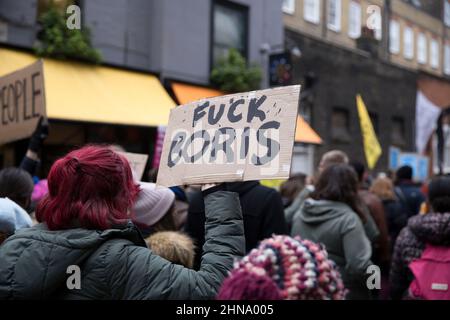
{"left": 157, "top": 85, "right": 301, "bottom": 187}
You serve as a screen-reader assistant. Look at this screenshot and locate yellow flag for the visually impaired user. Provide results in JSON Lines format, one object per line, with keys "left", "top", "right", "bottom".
{"left": 356, "top": 94, "right": 382, "bottom": 169}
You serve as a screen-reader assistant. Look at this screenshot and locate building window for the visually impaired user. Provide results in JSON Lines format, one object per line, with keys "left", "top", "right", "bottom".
{"left": 445, "top": 0, "right": 450, "bottom": 28}
{"left": 331, "top": 107, "right": 351, "bottom": 142}
{"left": 391, "top": 117, "right": 406, "bottom": 147}
{"left": 327, "top": 0, "right": 341, "bottom": 32}
{"left": 348, "top": 1, "right": 361, "bottom": 39}
{"left": 304, "top": 0, "right": 321, "bottom": 24}
{"left": 367, "top": 5, "right": 382, "bottom": 40}
{"left": 403, "top": 26, "right": 414, "bottom": 60}
{"left": 445, "top": 44, "right": 450, "bottom": 75}
{"left": 430, "top": 38, "right": 440, "bottom": 69}
{"left": 417, "top": 32, "right": 427, "bottom": 65}
{"left": 432, "top": 124, "right": 450, "bottom": 174}
{"left": 374, "top": 26, "right": 382, "bottom": 41}
{"left": 369, "top": 112, "right": 379, "bottom": 135}
{"left": 282, "top": 0, "right": 295, "bottom": 14}
{"left": 389, "top": 20, "right": 400, "bottom": 54}
{"left": 212, "top": 0, "right": 248, "bottom": 67}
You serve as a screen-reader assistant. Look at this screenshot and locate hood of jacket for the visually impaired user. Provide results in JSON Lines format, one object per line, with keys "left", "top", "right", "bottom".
{"left": 298, "top": 198, "right": 354, "bottom": 224}
{"left": 408, "top": 212, "right": 450, "bottom": 246}
{"left": 0, "top": 222, "right": 146, "bottom": 299}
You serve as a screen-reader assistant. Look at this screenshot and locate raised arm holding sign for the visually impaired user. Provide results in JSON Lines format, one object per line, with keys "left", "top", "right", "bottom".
{"left": 157, "top": 85, "right": 300, "bottom": 187}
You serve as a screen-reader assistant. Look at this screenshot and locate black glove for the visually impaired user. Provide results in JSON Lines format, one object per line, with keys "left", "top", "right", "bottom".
{"left": 28, "top": 117, "right": 49, "bottom": 153}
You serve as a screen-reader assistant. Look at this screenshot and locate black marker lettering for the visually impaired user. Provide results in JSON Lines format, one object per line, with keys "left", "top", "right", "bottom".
{"left": 251, "top": 121, "right": 280, "bottom": 166}
{"left": 167, "top": 131, "right": 186, "bottom": 168}
{"left": 247, "top": 95, "right": 267, "bottom": 123}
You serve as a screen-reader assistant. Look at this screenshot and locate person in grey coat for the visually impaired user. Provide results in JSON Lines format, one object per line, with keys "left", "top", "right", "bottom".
{"left": 291, "top": 164, "right": 373, "bottom": 300}
{"left": 285, "top": 151, "right": 379, "bottom": 244}
{"left": 0, "top": 145, "right": 245, "bottom": 300}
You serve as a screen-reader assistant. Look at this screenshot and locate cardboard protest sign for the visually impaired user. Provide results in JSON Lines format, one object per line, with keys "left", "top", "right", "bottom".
{"left": 118, "top": 151, "right": 149, "bottom": 180}
{"left": 157, "top": 85, "right": 300, "bottom": 187}
{"left": 0, "top": 60, "right": 46, "bottom": 145}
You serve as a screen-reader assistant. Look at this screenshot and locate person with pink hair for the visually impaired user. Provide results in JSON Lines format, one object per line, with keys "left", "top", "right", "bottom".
{"left": 0, "top": 145, "right": 245, "bottom": 300}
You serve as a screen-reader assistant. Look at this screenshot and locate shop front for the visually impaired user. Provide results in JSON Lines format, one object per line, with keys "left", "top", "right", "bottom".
{"left": 0, "top": 47, "right": 176, "bottom": 178}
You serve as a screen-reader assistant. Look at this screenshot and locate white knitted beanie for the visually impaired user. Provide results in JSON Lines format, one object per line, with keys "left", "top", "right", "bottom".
{"left": 132, "top": 182, "right": 175, "bottom": 227}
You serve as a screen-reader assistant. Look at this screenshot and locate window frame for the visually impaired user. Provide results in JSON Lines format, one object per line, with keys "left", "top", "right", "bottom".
{"left": 391, "top": 116, "right": 406, "bottom": 148}
{"left": 282, "top": 0, "right": 295, "bottom": 15}
{"left": 330, "top": 107, "right": 351, "bottom": 143}
{"left": 445, "top": 43, "right": 450, "bottom": 75}
{"left": 403, "top": 25, "right": 414, "bottom": 60}
{"left": 417, "top": 32, "right": 427, "bottom": 65}
{"left": 327, "top": 0, "right": 342, "bottom": 32}
{"left": 369, "top": 112, "right": 379, "bottom": 135}
{"left": 348, "top": 0, "right": 361, "bottom": 39}
{"left": 445, "top": 0, "right": 450, "bottom": 28}
{"left": 210, "top": 0, "right": 249, "bottom": 70}
{"left": 432, "top": 124, "right": 450, "bottom": 174}
{"left": 389, "top": 19, "right": 400, "bottom": 54}
{"left": 430, "top": 38, "right": 440, "bottom": 69}
{"left": 304, "top": 0, "right": 321, "bottom": 25}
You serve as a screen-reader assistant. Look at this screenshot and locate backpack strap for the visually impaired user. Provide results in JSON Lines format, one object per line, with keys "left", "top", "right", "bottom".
{"left": 394, "top": 187, "right": 407, "bottom": 205}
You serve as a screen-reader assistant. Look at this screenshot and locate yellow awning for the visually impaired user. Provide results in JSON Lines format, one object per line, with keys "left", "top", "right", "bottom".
{"left": 172, "top": 82, "right": 224, "bottom": 105}
{"left": 295, "top": 116, "right": 322, "bottom": 144}
{"left": 172, "top": 82, "right": 322, "bottom": 145}
{"left": 0, "top": 48, "right": 175, "bottom": 126}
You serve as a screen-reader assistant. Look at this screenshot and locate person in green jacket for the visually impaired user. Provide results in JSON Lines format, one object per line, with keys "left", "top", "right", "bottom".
{"left": 291, "top": 164, "right": 373, "bottom": 300}
{"left": 0, "top": 145, "right": 245, "bottom": 300}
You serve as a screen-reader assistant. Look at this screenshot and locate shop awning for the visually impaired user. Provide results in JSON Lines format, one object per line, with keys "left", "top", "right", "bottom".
{"left": 171, "top": 81, "right": 322, "bottom": 145}
{"left": 0, "top": 48, "right": 176, "bottom": 126}
{"left": 172, "top": 82, "right": 224, "bottom": 105}
{"left": 295, "top": 116, "right": 322, "bottom": 144}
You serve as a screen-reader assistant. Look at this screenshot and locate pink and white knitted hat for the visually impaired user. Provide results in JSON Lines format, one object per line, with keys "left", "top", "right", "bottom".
{"left": 217, "top": 235, "right": 346, "bottom": 300}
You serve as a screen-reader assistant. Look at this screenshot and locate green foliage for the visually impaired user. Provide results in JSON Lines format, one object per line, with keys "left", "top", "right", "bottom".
{"left": 210, "top": 48, "right": 262, "bottom": 93}
{"left": 34, "top": 6, "right": 102, "bottom": 64}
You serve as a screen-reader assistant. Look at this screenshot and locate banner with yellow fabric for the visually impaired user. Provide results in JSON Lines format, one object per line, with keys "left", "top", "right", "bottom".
{"left": 356, "top": 94, "right": 382, "bottom": 169}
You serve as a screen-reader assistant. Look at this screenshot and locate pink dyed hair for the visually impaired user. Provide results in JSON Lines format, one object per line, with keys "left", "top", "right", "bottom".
{"left": 36, "top": 145, "right": 139, "bottom": 230}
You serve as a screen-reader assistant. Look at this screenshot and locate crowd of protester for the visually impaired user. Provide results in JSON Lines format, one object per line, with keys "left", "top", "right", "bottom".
{"left": 0, "top": 119, "right": 449, "bottom": 300}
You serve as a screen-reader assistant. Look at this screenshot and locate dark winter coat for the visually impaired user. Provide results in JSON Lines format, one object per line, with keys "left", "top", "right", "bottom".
{"left": 186, "top": 181, "right": 288, "bottom": 270}
{"left": 0, "top": 191, "right": 244, "bottom": 299}
{"left": 395, "top": 182, "right": 426, "bottom": 218}
{"left": 389, "top": 212, "right": 450, "bottom": 300}
{"left": 381, "top": 199, "right": 408, "bottom": 251}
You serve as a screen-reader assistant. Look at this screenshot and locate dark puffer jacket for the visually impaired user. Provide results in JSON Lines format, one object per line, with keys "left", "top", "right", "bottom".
{"left": 186, "top": 181, "right": 287, "bottom": 270}
{"left": 0, "top": 191, "right": 244, "bottom": 299}
{"left": 389, "top": 212, "right": 450, "bottom": 300}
